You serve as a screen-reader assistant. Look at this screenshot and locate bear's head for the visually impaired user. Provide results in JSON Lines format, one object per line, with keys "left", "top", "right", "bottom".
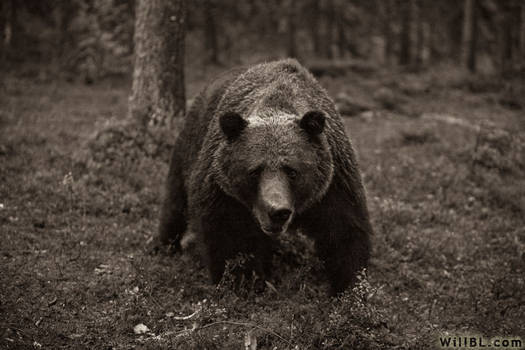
{"left": 214, "top": 110, "right": 334, "bottom": 236}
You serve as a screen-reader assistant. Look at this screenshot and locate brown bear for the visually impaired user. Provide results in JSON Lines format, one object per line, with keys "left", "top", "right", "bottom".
{"left": 157, "top": 59, "right": 372, "bottom": 295}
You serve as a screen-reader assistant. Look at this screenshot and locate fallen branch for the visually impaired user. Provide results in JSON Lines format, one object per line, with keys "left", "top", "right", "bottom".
{"left": 173, "top": 308, "right": 201, "bottom": 320}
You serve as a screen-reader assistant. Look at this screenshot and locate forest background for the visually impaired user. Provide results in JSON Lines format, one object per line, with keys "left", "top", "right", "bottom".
{"left": 1, "top": 0, "right": 524, "bottom": 349}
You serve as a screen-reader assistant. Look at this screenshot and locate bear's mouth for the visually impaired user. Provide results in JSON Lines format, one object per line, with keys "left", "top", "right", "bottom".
{"left": 260, "top": 222, "right": 290, "bottom": 236}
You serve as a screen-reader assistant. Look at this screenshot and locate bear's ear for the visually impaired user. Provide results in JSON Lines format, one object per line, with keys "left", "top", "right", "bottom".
{"left": 220, "top": 112, "right": 247, "bottom": 141}
{"left": 300, "top": 111, "right": 325, "bottom": 136}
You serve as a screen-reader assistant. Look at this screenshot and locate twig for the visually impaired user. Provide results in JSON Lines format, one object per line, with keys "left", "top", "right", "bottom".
{"left": 173, "top": 308, "right": 201, "bottom": 320}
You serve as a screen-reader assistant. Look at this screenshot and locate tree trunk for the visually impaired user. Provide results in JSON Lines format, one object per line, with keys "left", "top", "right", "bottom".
{"left": 335, "top": 0, "right": 346, "bottom": 58}
{"left": 1, "top": 0, "right": 15, "bottom": 61}
{"left": 414, "top": 0, "right": 424, "bottom": 68}
{"left": 130, "top": 0, "right": 186, "bottom": 129}
{"left": 0, "top": 1, "right": 5, "bottom": 63}
{"left": 324, "top": 0, "right": 335, "bottom": 59}
{"left": 427, "top": 2, "right": 441, "bottom": 63}
{"left": 447, "top": 7, "right": 463, "bottom": 63}
{"left": 518, "top": 3, "right": 525, "bottom": 64}
{"left": 204, "top": 0, "right": 219, "bottom": 64}
{"left": 286, "top": 0, "right": 298, "bottom": 58}
{"left": 462, "top": 0, "right": 477, "bottom": 72}
{"left": 510, "top": 1, "right": 521, "bottom": 69}
{"left": 382, "top": 0, "right": 394, "bottom": 65}
{"left": 500, "top": 2, "right": 522, "bottom": 73}
{"left": 399, "top": 0, "right": 412, "bottom": 65}
{"left": 53, "top": 2, "right": 75, "bottom": 71}
{"left": 310, "top": 0, "right": 321, "bottom": 56}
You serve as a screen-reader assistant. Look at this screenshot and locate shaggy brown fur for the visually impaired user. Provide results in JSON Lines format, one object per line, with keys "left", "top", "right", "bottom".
{"left": 157, "top": 59, "right": 372, "bottom": 294}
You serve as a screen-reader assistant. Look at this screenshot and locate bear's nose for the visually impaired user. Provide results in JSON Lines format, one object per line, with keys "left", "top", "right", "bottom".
{"left": 269, "top": 208, "right": 292, "bottom": 226}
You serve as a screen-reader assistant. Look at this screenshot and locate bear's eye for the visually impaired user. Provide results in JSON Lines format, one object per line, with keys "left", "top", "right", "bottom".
{"left": 248, "top": 166, "right": 263, "bottom": 179}
{"left": 283, "top": 166, "right": 298, "bottom": 180}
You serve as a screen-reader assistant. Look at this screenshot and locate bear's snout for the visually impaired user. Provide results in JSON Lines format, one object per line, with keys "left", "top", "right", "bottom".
{"left": 269, "top": 208, "right": 292, "bottom": 226}
{"left": 255, "top": 170, "right": 294, "bottom": 235}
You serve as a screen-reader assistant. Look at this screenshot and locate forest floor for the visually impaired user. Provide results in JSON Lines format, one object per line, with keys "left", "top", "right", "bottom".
{"left": 1, "top": 62, "right": 524, "bottom": 349}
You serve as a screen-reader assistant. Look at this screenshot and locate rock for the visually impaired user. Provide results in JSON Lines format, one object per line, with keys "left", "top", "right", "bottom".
{"left": 133, "top": 323, "right": 150, "bottom": 335}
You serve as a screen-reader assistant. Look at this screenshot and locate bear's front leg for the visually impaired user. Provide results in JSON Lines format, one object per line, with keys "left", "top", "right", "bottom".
{"left": 197, "top": 193, "right": 274, "bottom": 288}
{"left": 202, "top": 227, "right": 274, "bottom": 290}
{"left": 299, "top": 183, "right": 372, "bottom": 295}
{"left": 152, "top": 148, "right": 187, "bottom": 254}
{"left": 314, "top": 229, "right": 370, "bottom": 295}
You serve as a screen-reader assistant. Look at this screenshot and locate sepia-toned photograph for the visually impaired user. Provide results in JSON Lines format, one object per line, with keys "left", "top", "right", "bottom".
{"left": 1, "top": 0, "right": 524, "bottom": 348}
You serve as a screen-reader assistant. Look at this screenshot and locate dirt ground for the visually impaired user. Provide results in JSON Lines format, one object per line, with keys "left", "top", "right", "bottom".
{"left": 1, "top": 65, "right": 524, "bottom": 349}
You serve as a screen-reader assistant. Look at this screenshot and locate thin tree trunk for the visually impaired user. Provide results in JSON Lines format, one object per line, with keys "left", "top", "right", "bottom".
{"left": 53, "top": 3, "right": 74, "bottom": 71}
{"left": 428, "top": 2, "right": 440, "bottom": 63}
{"left": 499, "top": 4, "right": 514, "bottom": 73}
{"left": 382, "top": 0, "right": 394, "bottom": 65}
{"left": 399, "top": 0, "right": 412, "bottom": 65}
{"left": 130, "top": 0, "right": 186, "bottom": 129}
{"left": 204, "top": 0, "right": 219, "bottom": 64}
{"left": 2, "top": 0, "right": 15, "bottom": 60}
{"left": 503, "top": 21, "right": 512, "bottom": 71}
{"left": 287, "top": 0, "right": 298, "bottom": 58}
{"left": 468, "top": 0, "right": 477, "bottom": 73}
{"left": 511, "top": 1, "right": 521, "bottom": 69}
{"left": 336, "top": 0, "right": 346, "bottom": 58}
{"left": 462, "top": 0, "right": 477, "bottom": 72}
{"left": 310, "top": 0, "right": 321, "bottom": 56}
{"left": 516, "top": 1, "right": 522, "bottom": 62}
{"left": 518, "top": 3, "right": 525, "bottom": 60}
{"left": 448, "top": 7, "right": 463, "bottom": 63}
{"left": 0, "top": 1, "right": 5, "bottom": 63}
{"left": 414, "top": 0, "right": 424, "bottom": 67}
{"left": 324, "top": 0, "right": 335, "bottom": 59}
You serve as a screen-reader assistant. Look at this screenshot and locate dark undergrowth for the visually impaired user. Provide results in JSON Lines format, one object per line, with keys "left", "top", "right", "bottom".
{"left": 1, "top": 65, "right": 524, "bottom": 349}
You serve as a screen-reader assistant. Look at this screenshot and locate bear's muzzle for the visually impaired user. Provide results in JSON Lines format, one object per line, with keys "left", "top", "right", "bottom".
{"left": 254, "top": 170, "right": 294, "bottom": 236}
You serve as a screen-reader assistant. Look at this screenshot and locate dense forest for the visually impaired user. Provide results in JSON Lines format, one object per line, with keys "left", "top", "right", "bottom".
{"left": 1, "top": 1, "right": 524, "bottom": 349}
{"left": 1, "top": 0, "right": 525, "bottom": 78}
